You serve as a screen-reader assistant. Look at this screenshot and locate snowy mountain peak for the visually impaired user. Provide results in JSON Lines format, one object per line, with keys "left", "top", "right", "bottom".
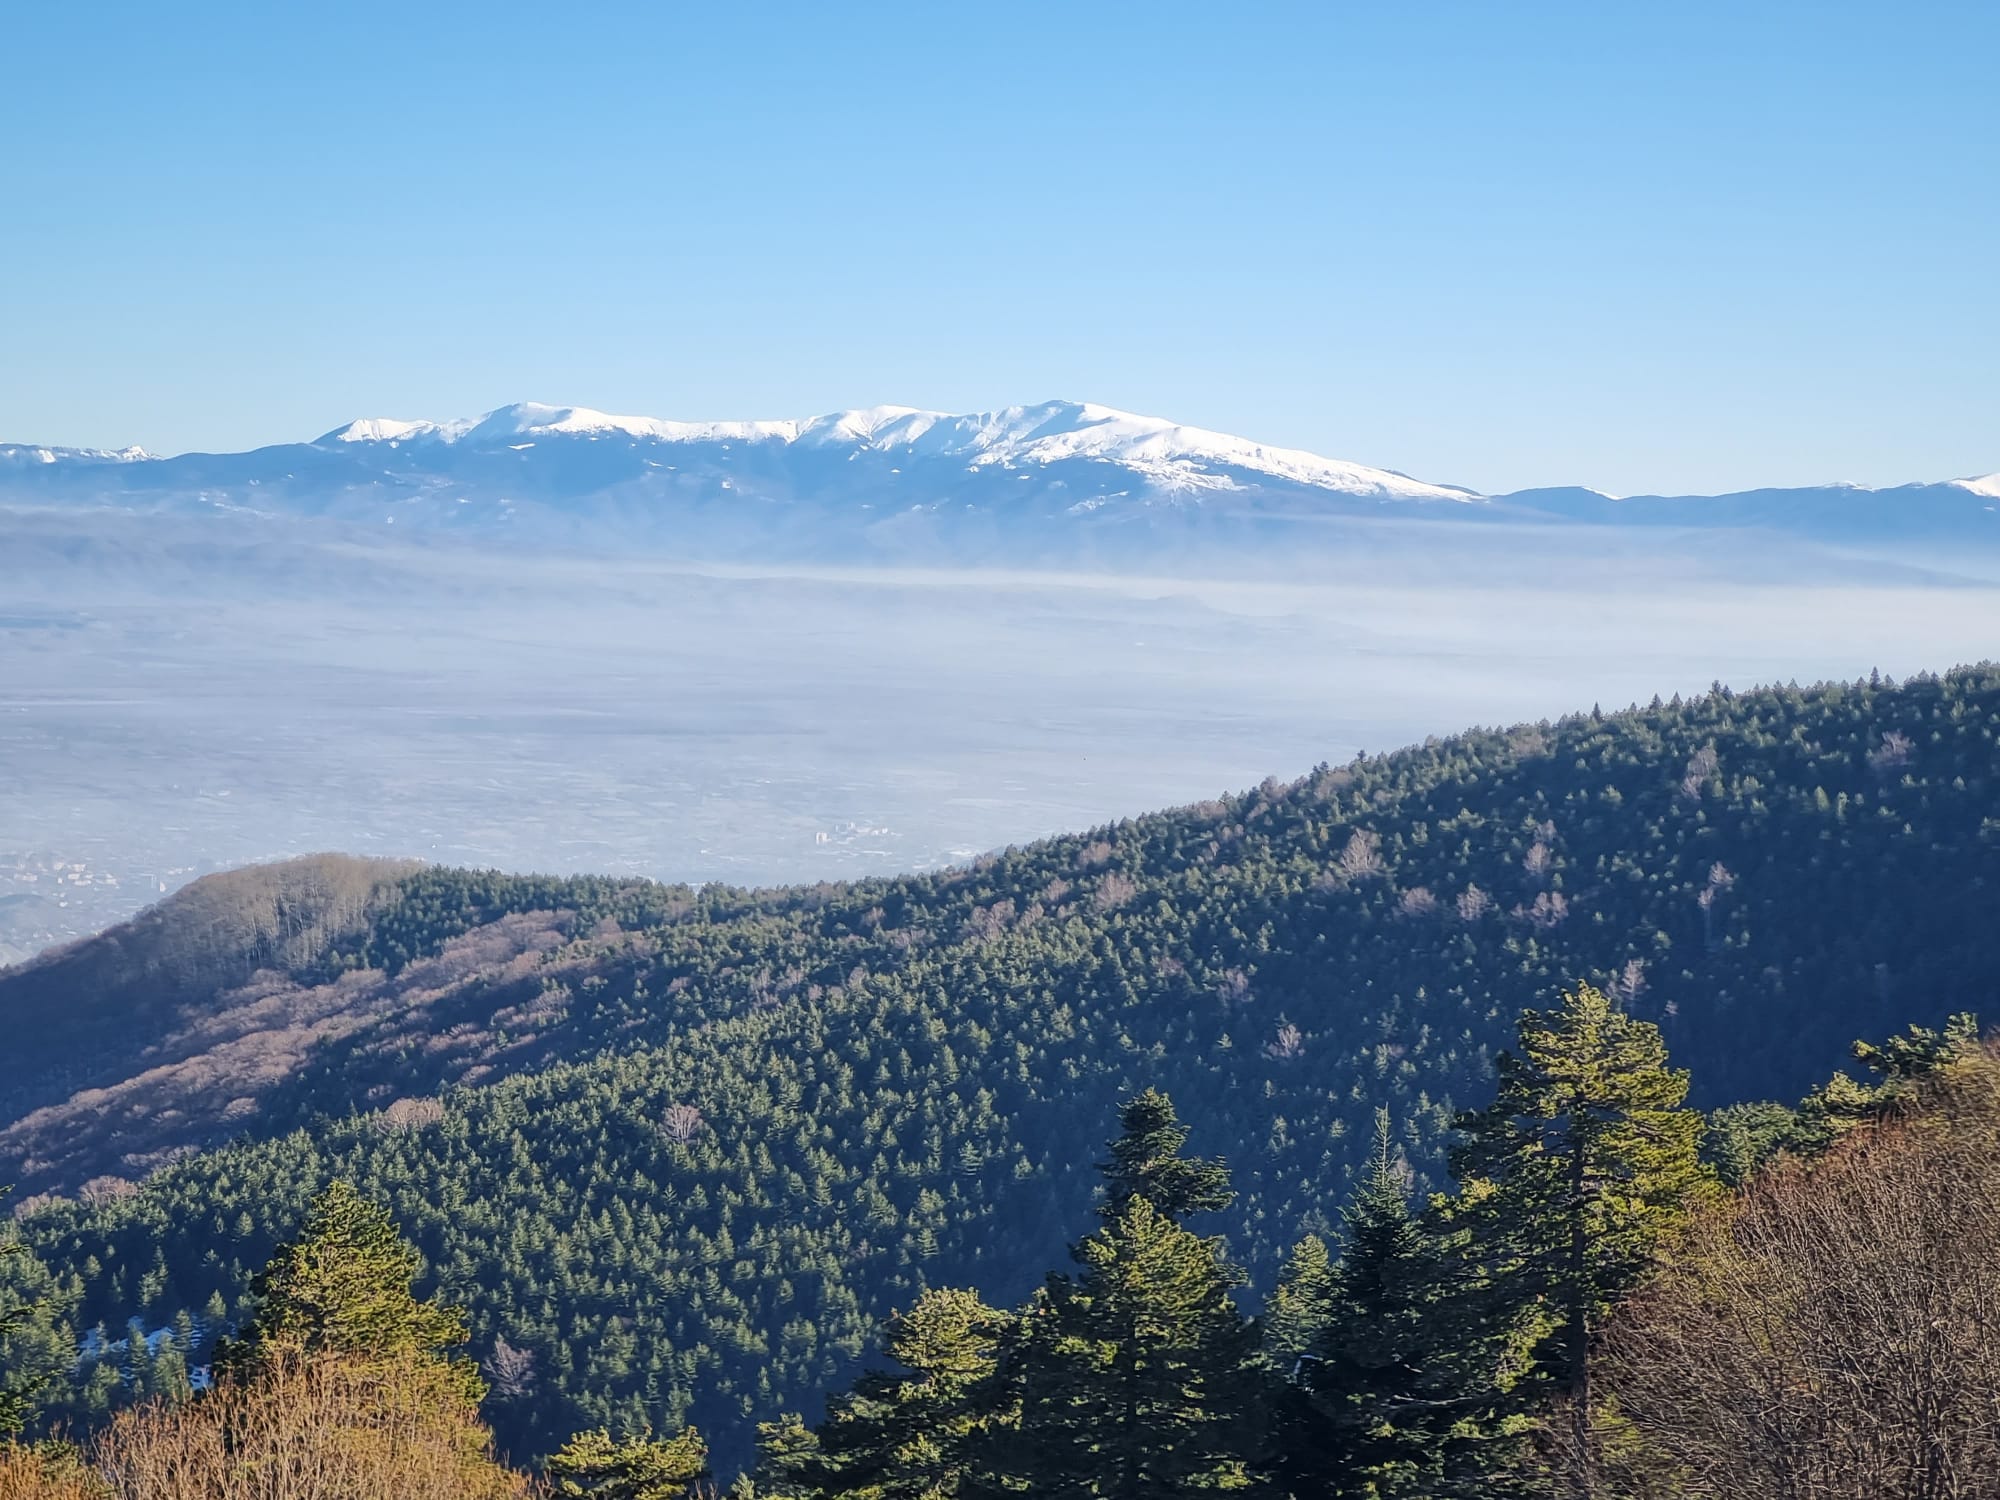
{"left": 1950, "top": 473, "right": 2000, "bottom": 499}
{"left": 311, "top": 399, "right": 1475, "bottom": 501}
{"left": 0, "top": 442, "right": 156, "bottom": 466}
{"left": 319, "top": 417, "right": 441, "bottom": 444}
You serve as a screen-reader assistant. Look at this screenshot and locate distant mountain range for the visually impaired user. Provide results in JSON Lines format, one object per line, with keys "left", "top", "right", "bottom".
{"left": 4, "top": 399, "right": 1996, "bottom": 561}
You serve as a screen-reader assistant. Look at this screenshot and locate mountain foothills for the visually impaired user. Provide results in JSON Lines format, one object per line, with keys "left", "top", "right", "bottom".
{"left": 3, "top": 400, "right": 1996, "bottom": 559}
{"left": 2, "top": 665, "right": 1999, "bottom": 1490}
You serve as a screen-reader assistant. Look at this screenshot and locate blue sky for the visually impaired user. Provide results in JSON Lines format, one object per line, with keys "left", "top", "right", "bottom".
{"left": 4, "top": 1, "right": 1994, "bottom": 494}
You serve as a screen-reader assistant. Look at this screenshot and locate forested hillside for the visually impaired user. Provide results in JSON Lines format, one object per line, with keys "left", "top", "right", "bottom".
{"left": 8, "top": 666, "right": 2000, "bottom": 1470}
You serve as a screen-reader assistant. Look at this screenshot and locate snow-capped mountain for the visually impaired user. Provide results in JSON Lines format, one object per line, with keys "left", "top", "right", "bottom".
{"left": 1, "top": 399, "right": 1993, "bottom": 564}
{"left": 308, "top": 399, "right": 1476, "bottom": 502}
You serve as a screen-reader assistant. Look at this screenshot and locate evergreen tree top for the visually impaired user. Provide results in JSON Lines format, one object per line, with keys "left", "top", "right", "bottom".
{"left": 221, "top": 1181, "right": 472, "bottom": 1382}
{"left": 1097, "top": 1087, "right": 1235, "bottom": 1223}
{"left": 548, "top": 1426, "right": 710, "bottom": 1500}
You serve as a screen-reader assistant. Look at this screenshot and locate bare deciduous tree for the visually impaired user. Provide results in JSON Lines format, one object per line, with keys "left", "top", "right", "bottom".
{"left": 1598, "top": 1049, "right": 2000, "bottom": 1500}
{"left": 1514, "top": 891, "right": 1570, "bottom": 929}
{"left": 962, "top": 900, "right": 1016, "bottom": 943}
{"left": 1680, "top": 745, "right": 1720, "bottom": 802}
{"left": 1336, "top": 829, "right": 1386, "bottom": 882}
{"left": 1263, "top": 1023, "right": 1306, "bottom": 1060}
{"left": 1456, "top": 884, "right": 1494, "bottom": 922}
{"left": 1396, "top": 886, "right": 1438, "bottom": 919}
{"left": 661, "top": 1102, "right": 705, "bottom": 1144}
{"left": 375, "top": 1097, "right": 445, "bottom": 1133}
{"left": 1092, "top": 872, "right": 1138, "bottom": 912}
{"left": 79, "top": 1176, "right": 136, "bottom": 1207}
{"left": 1523, "top": 841, "right": 1555, "bottom": 884}
{"left": 482, "top": 1337, "right": 537, "bottom": 1401}
{"left": 1215, "top": 969, "right": 1253, "bottom": 1006}
{"left": 1868, "top": 729, "right": 1916, "bottom": 776}
{"left": 1610, "top": 958, "right": 1648, "bottom": 1008}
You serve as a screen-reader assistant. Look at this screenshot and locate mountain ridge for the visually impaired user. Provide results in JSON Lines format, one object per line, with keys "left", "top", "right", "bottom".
{"left": 10, "top": 396, "right": 1997, "bottom": 500}
{"left": 4, "top": 399, "right": 1996, "bottom": 561}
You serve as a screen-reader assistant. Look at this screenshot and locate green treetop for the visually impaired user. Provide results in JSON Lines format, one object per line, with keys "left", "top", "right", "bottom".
{"left": 1262, "top": 1234, "right": 1335, "bottom": 1373}
{"left": 1283, "top": 1111, "right": 1508, "bottom": 1499}
{"left": 748, "top": 1412, "right": 822, "bottom": 1500}
{"left": 1097, "top": 1088, "right": 1234, "bottom": 1224}
{"left": 0, "top": 1189, "right": 66, "bottom": 1439}
{"left": 217, "top": 1180, "right": 479, "bottom": 1398}
{"left": 1002, "top": 1192, "right": 1259, "bottom": 1500}
{"left": 810, "top": 1287, "right": 1014, "bottom": 1500}
{"left": 548, "top": 1426, "right": 711, "bottom": 1500}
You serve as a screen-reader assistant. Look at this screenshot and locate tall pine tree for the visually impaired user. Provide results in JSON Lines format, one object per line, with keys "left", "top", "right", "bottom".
{"left": 1448, "top": 983, "right": 1711, "bottom": 1488}
{"left": 1280, "top": 1111, "right": 1507, "bottom": 1499}
{"left": 996, "top": 1091, "right": 1259, "bottom": 1499}
{"left": 1262, "top": 1235, "right": 1335, "bottom": 1373}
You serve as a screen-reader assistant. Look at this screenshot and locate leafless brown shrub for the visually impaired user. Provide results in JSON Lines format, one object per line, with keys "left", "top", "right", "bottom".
{"left": 0, "top": 1445, "right": 105, "bottom": 1500}
{"left": 1598, "top": 1046, "right": 2000, "bottom": 1499}
{"left": 1076, "top": 840, "right": 1114, "bottom": 870}
{"left": 44, "top": 1353, "right": 529, "bottom": 1500}
{"left": 374, "top": 1098, "right": 445, "bottom": 1133}
{"left": 1395, "top": 886, "right": 1438, "bottom": 919}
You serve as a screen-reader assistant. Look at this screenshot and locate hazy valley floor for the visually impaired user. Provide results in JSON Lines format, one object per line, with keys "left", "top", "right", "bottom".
{"left": 5, "top": 526, "right": 1999, "bottom": 958}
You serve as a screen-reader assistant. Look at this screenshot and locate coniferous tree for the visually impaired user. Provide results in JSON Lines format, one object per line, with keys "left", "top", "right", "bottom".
{"left": 0, "top": 1189, "right": 56, "bottom": 1439}
{"left": 1282, "top": 1112, "right": 1508, "bottom": 1499}
{"left": 215, "top": 1180, "right": 482, "bottom": 1400}
{"left": 749, "top": 1413, "right": 822, "bottom": 1500}
{"left": 548, "top": 1426, "right": 710, "bottom": 1500}
{"left": 1097, "top": 1089, "right": 1233, "bottom": 1224}
{"left": 999, "top": 1093, "right": 1258, "bottom": 1500}
{"left": 811, "top": 1287, "right": 1013, "bottom": 1500}
{"left": 1448, "top": 983, "right": 1711, "bottom": 1487}
{"left": 1262, "top": 1235, "right": 1335, "bottom": 1373}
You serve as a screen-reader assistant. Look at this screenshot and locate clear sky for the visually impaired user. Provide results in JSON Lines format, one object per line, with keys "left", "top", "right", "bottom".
{"left": 4, "top": 1, "right": 1994, "bottom": 495}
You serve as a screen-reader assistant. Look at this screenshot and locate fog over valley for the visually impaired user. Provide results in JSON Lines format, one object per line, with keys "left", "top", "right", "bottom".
{"left": 4, "top": 474, "right": 1994, "bottom": 961}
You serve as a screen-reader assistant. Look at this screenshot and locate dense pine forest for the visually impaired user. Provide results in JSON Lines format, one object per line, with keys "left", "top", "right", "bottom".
{"left": 3, "top": 665, "right": 1999, "bottom": 1486}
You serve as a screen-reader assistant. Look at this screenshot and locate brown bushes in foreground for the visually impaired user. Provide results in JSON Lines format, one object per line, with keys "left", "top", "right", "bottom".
{"left": 0, "top": 1354, "right": 530, "bottom": 1500}
{"left": 1598, "top": 1044, "right": 2000, "bottom": 1500}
